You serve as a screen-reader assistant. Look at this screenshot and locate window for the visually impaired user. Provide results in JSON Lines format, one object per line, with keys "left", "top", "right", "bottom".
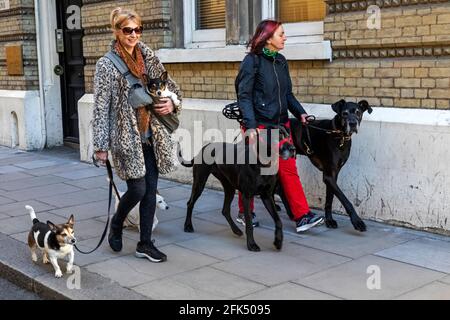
{"left": 263, "top": 0, "right": 326, "bottom": 44}
{"left": 184, "top": 0, "right": 226, "bottom": 48}
{"left": 196, "top": 0, "right": 226, "bottom": 29}
{"left": 278, "top": 0, "right": 326, "bottom": 23}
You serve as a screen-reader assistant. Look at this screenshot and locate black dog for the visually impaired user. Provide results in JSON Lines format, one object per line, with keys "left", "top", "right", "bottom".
{"left": 284, "top": 99, "right": 373, "bottom": 232}
{"left": 180, "top": 130, "right": 296, "bottom": 251}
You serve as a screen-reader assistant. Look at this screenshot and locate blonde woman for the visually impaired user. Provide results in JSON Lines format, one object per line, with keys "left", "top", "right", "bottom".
{"left": 92, "top": 8, "right": 181, "bottom": 262}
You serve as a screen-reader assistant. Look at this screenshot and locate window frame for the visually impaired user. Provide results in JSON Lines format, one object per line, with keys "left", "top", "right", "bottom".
{"left": 261, "top": 0, "right": 325, "bottom": 44}
{"left": 183, "top": 0, "right": 226, "bottom": 49}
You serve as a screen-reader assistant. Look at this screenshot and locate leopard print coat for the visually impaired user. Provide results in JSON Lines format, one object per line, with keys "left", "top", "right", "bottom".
{"left": 93, "top": 40, "right": 182, "bottom": 180}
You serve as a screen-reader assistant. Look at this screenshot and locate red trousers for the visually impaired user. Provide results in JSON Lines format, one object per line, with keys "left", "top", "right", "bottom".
{"left": 238, "top": 122, "right": 310, "bottom": 221}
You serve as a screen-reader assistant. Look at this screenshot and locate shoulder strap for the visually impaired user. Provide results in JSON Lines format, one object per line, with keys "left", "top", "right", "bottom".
{"left": 104, "top": 51, "right": 140, "bottom": 86}
{"left": 252, "top": 54, "right": 260, "bottom": 75}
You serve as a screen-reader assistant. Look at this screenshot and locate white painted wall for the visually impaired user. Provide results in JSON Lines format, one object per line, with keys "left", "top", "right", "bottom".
{"left": 77, "top": 96, "right": 450, "bottom": 233}
{"left": 0, "top": 90, "right": 43, "bottom": 150}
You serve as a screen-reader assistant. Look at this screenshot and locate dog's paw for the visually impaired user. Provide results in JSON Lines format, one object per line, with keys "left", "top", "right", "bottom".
{"left": 66, "top": 265, "right": 74, "bottom": 274}
{"left": 54, "top": 270, "right": 63, "bottom": 278}
{"left": 273, "top": 239, "right": 283, "bottom": 250}
{"left": 247, "top": 242, "right": 261, "bottom": 252}
{"left": 352, "top": 218, "right": 367, "bottom": 232}
{"left": 325, "top": 218, "right": 338, "bottom": 229}
{"left": 232, "top": 228, "right": 243, "bottom": 237}
{"left": 43, "top": 255, "right": 50, "bottom": 264}
{"left": 31, "top": 253, "right": 38, "bottom": 262}
{"left": 184, "top": 224, "right": 194, "bottom": 233}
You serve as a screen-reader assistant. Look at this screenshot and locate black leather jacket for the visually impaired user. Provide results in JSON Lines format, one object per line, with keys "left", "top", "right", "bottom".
{"left": 237, "top": 52, "right": 306, "bottom": 129}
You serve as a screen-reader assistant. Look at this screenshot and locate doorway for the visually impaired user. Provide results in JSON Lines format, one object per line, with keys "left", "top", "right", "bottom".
{"left": 56, "top": 0, "right": 85, "bottom": 144}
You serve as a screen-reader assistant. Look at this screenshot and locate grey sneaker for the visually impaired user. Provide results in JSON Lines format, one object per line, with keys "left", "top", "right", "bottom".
{"left": 236, "top": 212, "right": 260, "bottom": 228}
{"left": 295, "top": 212, "right": 324, "bottom": 232}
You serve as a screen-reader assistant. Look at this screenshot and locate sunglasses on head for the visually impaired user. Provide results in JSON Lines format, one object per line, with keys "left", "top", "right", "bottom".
{"left": 121, "top": 26, "right": 143, "bottom": 35}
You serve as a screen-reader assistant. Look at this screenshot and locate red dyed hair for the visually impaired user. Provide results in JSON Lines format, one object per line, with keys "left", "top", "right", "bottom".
{"left": 248, "top": 19, "right": 282, "bottom": 54}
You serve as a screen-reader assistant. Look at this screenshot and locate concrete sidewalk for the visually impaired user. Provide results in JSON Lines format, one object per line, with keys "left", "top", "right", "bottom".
{"left": 0, "top": 145, "right": 449, "bottom": 300}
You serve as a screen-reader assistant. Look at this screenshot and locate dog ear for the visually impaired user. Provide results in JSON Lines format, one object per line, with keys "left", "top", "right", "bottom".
{"left": 67, "top": 214, "right": 75, "bottom": 227}
{"left": 47, "top": 221, "right": 57, "bottom": 230}
{"left": 160, "top": 71, "right": 168, "bottom": 81}
{"left": 332, "top": 99, "right": 346, "bottom": 114}
{"left": 358, "top": 100, "right": 373, "bottom": 114}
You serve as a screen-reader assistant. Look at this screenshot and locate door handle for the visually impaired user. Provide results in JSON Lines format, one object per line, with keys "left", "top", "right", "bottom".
{"left": 54, "top": 65, "right": 64, "bottom": 76}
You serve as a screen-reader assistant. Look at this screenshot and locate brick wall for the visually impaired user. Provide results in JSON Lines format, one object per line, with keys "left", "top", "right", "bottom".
{"left": 0, "top": 0, "right": 38, "bottom": 90}
{"left": 83, "top": 0, "right": 175, "bottom": 93}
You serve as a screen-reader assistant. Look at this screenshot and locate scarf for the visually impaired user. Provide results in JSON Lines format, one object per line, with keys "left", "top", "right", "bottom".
{"left": 114, "top": 41, "right": 151, "bottom": 137}
{"left": 263, "top": 47, "right": 278, "bottom": 58}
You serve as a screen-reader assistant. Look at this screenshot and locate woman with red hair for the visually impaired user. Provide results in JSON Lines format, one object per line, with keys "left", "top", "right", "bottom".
{"left": 236, "top": 19, "right": 324, "bottom": 232}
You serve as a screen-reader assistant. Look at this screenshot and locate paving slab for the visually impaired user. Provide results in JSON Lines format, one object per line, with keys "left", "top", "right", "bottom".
{"left": 87, "top": 244, "right": 219, "bottom": 288}
{"left": 125, "top": 217, "right": 230, "bottom": 247}
{"left": 213, "top": 243, "right": 350, "bottom": 287}
{"left": 375, "top": 237, "right": 450, "bottom": 273}
{"left": 0, "top": 165, "right": 25, "bottom": 174}
{"left": 157, "top": 179, "right": 182, "bottom": 189}
{"left": 2, "top": 183, "right": 82, "bottom": 202}
{"left": 394, "top": 281, "right": 450, "bottom": 300}
{"left": 38, "top": 188, "right": 109, "bottom": 208}
{"left": 440, "top": 275, "right": 450, "bottom": 285}
{"left": 170, "top": 192, "right": 228, "bottom": 213}
{"left": 0, "top": 213, "right": 9, "bottom": 220}
{"left": 133, "top": 266, "right": 266, "bottom": 300}
{"left": 0, "top": 172, "right": 34, "bottom": 183}
{"left": 63, "top": 175, "right": 115, "bottom": 190}
{"left": 25, "top": 163, "right": 87, "bottom": 177}
{"left": 0, "top": 195, "right": 14, "bottom": 205}
{"left": 15, "top": 159, "right": 67, "bottom": 170}
{"left": 176, "top": 227, "right": 302, "bottom": 261}
{"left": 50, "top": 199, "right": 111, "bottom": 221}
{"left": 294, "top": 255, "right": 446, "bottom": 300}
{"left": 156, "top": 186, "right": 196, "bottom": 203}
{"left": 0, "top": 200, "right": 56, "bottom": 217}
{"left": 0, "top": 175, "right": 67, "bottom": 191}
{"left": 240, "top": 282, "right": 341, "bottom": 300}
{"left": 290, "top": 219, "right": 420, "bottom": 259}
{"left": 53, "top": 167, "right": 106, "bottom": 180}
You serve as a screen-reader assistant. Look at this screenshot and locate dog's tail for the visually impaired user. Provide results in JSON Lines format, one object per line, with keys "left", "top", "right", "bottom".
{"left": 25, "top": 205, "right": 39, "bottom": 224}
{"left": 177, "top": 142, "right": 194, "bottom": 167}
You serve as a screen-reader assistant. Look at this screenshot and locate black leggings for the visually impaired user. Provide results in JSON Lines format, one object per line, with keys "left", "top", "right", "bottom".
{"left": 111, "top": 143, "right": 158, "bottom": 245}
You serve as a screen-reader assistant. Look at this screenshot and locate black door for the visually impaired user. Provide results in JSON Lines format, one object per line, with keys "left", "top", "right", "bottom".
{"left": 56, "top": 0, "right": 85, "bottom": 144}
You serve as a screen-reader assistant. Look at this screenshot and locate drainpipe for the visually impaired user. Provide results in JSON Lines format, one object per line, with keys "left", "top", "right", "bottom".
{"left": 34, "top": 0, "right": 47, "bottom": 150}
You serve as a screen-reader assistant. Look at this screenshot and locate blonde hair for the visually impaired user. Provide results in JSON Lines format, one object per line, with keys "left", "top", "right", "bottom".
{"left": 110, "top": 7, "right": 142, "bottom": 31}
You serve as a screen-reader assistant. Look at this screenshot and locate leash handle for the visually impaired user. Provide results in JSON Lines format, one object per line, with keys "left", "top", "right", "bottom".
{"left": 74, "top": 160, "right": 116, "bottom": 255}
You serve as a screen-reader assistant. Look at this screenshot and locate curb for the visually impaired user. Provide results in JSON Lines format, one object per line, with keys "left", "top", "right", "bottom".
{"left": 0, "top": 232, "right": 149, "bottom": 300}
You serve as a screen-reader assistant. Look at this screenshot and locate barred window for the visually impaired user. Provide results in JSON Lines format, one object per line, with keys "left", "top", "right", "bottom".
{"left": 196, "top": 0, "right": 226, "bottom": 30}
{"left": 278, "top": 0, "right": 326, "bottom": 23}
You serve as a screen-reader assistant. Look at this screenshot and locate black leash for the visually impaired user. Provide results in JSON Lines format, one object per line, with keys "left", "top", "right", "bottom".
{"left": 74, "top": 157, "right": 118, "bottom": 254}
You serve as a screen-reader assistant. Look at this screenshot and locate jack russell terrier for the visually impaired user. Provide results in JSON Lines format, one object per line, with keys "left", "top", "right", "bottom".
{"left": 26, "top": 205, "right": 76, "bottom": 278}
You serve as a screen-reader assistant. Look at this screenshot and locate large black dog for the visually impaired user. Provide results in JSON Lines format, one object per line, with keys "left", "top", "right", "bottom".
{"left": 284, "top": 99, "right": 373, "bottom": 232}
{"left": 180, "top": 130, "right": 296, "bottom": 252}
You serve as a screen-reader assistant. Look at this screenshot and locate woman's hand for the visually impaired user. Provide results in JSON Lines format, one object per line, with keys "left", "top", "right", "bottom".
{"left": 154, "top": 98, "right": 174, "bottom": 116}
{"left": 95, "top": 151, "right": 108, "bottom": 165}
{"left": 300, "top": 113, "right": 309, "bottom": 124}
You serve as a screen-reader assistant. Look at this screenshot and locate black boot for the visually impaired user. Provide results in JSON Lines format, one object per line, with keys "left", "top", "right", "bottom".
{"left": 108, "top": 221, "right": 123, "bottom": 252}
